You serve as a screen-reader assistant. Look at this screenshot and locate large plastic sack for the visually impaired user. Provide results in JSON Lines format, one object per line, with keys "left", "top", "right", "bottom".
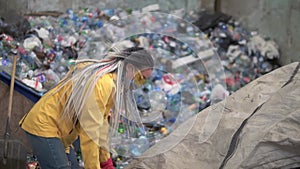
{"left": 126, "top": 62, "right": 300, "bottom": 169}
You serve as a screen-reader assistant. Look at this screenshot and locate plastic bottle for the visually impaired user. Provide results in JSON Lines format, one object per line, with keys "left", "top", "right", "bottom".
{"left": 148, "top": 88, "right": 167, "bottom": 111}
{"left": 0, "top": 57, "right": 11, "bottom": 73}
{"left": 30, "top": 51, "right": 43, "bottom": 68}
{"left": 133, "top": 88, "right": 150, "bottom": 110}
{"left": 166, "top": 92, "right": 181, "bottom": 113}
{"left": 130, "top": 136, "right": 150, "bottom": 157}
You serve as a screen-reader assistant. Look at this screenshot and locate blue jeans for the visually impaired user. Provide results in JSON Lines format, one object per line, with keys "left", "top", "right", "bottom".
{"left": 26, "top": 132, "right": 71, "bottom": 169}
{"left": 72, "top": 138, "right": 80, "bottom": 153}
{"left": 67, "top": 145, "right": 80, "bottom": 169}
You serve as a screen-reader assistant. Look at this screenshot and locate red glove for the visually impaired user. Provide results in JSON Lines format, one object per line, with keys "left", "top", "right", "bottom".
{"left": 100, "top": 158, "right": 115, "bottom": 169}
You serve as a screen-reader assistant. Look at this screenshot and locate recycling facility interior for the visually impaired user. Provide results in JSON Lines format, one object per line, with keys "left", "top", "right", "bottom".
{"left": 0, "top": 0, "right": 299, "bottom": 168}
{"left": 1, "top": 0, "right": 299, "bottom": 66}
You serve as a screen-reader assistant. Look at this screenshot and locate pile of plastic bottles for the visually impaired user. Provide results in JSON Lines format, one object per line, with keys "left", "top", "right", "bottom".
{"left": 203, "top": 18, "right": 280, "bottom": 92}
{"left": 0, "top": 8, "right": 117, "bottom": 93}
{"left": 0, "top": 5, "right": 280, "bottom": 169}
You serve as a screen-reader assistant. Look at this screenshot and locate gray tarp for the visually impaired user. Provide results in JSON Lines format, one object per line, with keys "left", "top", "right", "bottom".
{"left": 127, "top": 62, "right": 300, "bottom": 169}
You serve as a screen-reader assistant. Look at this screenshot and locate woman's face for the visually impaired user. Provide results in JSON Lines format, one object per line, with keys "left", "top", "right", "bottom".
{"left": 140, "top": 68, "right": 152, "bottom": 79}
{"left": 126, "top": 64, "right": 152, "bottom": 85}
{"left": 134, "top": 68, "right": 152, "bottom": 85}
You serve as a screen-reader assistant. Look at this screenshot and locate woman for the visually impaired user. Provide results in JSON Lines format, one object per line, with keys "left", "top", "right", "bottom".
{"left": 19, "top": 47, "right": 154, "bottom": 169}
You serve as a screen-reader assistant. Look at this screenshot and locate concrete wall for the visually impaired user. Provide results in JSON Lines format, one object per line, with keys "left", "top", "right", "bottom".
{"left": 218, "top": 0, "right": 300, "bottom": 65}
{"left": 0, "top": 0, "right": 201, "bottom": 15}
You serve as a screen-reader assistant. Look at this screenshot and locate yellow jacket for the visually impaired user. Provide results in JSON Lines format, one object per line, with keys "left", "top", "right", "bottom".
{"left": 19, "top": 64, "right": 116, "bottom": 169}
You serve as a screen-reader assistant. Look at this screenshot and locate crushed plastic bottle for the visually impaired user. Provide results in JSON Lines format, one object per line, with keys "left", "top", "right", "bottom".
{"left": 148, "top": 88, "right": 167, "bottom": 111}
{"left": 133, "top": 89, "right": 150, "bottom": 116}
{"left": 130, "top": 136, "right": 150, "bottom": 157}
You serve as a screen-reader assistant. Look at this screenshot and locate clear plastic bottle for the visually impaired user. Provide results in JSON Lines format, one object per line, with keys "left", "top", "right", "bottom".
{"left": 130, "top": 136, "right": 150, "bottom": 157}
{"left": 133, "top": 88, "right": 150, "bottom": 110}
{"left": 148, "top": 88, "right": 167, "bottom": 112}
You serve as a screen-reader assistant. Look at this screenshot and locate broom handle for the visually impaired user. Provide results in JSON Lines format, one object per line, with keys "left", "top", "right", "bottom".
{"left": 3, "top": 54, "right": 17, "bottom": 164}
{"left": 7, "top": 55, "right": 17, "bottom": 121}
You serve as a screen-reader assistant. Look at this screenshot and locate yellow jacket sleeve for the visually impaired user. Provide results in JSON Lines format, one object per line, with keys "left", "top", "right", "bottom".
{"left": 61, "top": 124, "right": 80, "bottom": 148}
{"left": 78, "top": 73, "right": 115, "bottom": 169}
{"left": 79, "top": 128, "right": 101, "bottom": 169}
{"left": 99, "top": 147, "right": 111, "bottom": 163}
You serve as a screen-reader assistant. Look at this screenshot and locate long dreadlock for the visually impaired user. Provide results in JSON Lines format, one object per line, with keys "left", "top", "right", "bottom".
{"left": 52, "top": 47, "right": 154, "bottom": 135}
